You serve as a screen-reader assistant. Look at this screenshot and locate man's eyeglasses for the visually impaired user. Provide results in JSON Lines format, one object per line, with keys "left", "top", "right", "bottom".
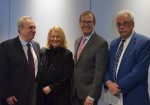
{"left": 80, "top": 20, "right": 94, "bottom": 24}
{"left": 116, "top": 21, "right": 132, "bottom": 27}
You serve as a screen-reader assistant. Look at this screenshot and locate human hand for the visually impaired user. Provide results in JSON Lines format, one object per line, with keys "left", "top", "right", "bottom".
{"left": 6, "top": 96, "right": 17, "bottom": 105}
{"left": 83, "top": 97, "right": 94, "bottom": 105}
{"left": 42, "top": 85, "right": 51, "bottom": 94}
{"left": 106, "top": 81, "right": 121, "bottom": 95}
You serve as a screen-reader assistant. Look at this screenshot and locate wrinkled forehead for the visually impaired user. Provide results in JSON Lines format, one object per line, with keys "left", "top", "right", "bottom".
{"left": 116, "top": 15, "right": 131, "bottom": 23}
{"left": 22, "top": 18, "right": 35, "bottom": 26}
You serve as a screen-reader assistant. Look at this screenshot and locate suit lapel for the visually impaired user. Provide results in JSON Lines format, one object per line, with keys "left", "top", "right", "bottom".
{"left": 31, "top": 41, "right": 40, "bottom": 61}
{"left": 79, "top": 34, "right": 95, "bottom": 59}
{"left": 14, "top": 37, "right": 28, "bottom": 65}
{"left": 121, "top": 34, "right": 136, "bottom": 62}
{"left": 75, "top": 34, "right": 95, "bottom": 64}
{"left": 117, "top": 34, "right": 136, "bottom": 77}
{"left": 74, "top": 37, "right": 82, "bottom": 64}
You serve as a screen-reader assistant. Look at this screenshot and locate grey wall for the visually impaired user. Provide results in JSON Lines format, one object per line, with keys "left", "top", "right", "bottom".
{"left": 0, "top": 0, "right": 150, "bottom": 104}
{"left": 1, "top": 0, "right": 150, "bottom": 50}
{"left": 0, "top": 0, "right": 9, "bottom": 42}
{"left": 91, "top": 0, "right": 150, "bottom": 44}
{"left": 0, "top": 0, "right": 91, "bottom": 52}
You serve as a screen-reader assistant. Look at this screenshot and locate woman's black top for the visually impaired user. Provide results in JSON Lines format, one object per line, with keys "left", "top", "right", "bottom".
{"left": 38, "top": 47, "right": 74, "bottom": 93}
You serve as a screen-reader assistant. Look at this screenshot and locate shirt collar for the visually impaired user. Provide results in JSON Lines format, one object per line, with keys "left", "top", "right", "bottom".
{"left": 19, "top": 36, "right": 32, "bottom": 46}
{"left": 123, "top": 30, "right": 134, "bottom": 43}
{"left": 82, "top": 30, "right": 94, "bottom": 41}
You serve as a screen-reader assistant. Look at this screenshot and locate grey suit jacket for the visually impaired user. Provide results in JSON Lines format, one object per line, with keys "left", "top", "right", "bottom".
{"left": 74, "top": 32, "right": 108, "bottom": 100}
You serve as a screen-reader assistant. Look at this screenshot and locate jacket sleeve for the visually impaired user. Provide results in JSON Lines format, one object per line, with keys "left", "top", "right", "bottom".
{"left": 0, "top": 43, "right": 13, "bottom": 99}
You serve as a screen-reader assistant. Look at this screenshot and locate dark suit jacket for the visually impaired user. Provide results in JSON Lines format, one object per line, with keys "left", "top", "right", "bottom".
{"left": 0, "top": 36, "right": 40, "bottom": 105}
{"left": 74, "top": 32, "right": 108, "bottom": 100}
{"left": 105, "top": 32, "right": 150, "bottom": 105}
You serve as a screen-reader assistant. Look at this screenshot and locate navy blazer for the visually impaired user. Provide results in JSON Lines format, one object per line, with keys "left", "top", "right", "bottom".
{"left": 105, "top": 32, "right": 150, "bottom": 105}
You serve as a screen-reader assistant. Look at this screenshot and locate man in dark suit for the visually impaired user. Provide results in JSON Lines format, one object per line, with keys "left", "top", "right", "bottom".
{"left": 0, "top": 16, "right": 40, "bottom": 105}
{"left": 104, "top": 10, "right": 150, "bottom": 105}
{"left": 73, "top": 10, "right": 108, "bottom": 105}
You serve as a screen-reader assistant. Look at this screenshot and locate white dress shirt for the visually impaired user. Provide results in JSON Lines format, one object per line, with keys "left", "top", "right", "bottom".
{"left": 19, "top": 36, "right": 38, "bottom": 77}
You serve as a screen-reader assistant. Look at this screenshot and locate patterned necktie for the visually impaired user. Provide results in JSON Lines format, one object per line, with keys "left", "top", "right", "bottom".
{"left": 27, "top": 43, "right": 35, "bottom": 80}
{"left": 77, "top": 37, "right": 87, "bottom": 60}
{"left": 113, "top": 40, "right": 125, "bottom": 82}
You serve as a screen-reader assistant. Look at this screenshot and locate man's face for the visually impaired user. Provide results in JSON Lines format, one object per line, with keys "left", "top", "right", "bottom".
{"left": 80, "top": 14, "right": 95, "bottom": 36}
{"left": 116, "top": 14, "right": 134, "bottom": 39}
{"left": 19, "top": 18, "right": 36, "bottom": 42}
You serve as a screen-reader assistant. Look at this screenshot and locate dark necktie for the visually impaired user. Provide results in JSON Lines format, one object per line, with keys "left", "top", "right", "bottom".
{"left": 27, "top": 43, "right": 35, "bottom": 80}
{"left": 113, "top": 40, "right": 125, "bottom": 82}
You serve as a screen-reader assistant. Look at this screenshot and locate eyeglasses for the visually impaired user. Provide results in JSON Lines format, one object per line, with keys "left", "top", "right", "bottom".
{"left": 116, "top": 21, "right": 132, "bottom": 27}
{"left": 80, "top": 20, "right": 94, "bottom": 24}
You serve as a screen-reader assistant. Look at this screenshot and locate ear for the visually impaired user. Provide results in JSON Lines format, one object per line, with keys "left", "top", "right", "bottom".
{"left": 132, "top": 22, "right": 134, "bottom": 26}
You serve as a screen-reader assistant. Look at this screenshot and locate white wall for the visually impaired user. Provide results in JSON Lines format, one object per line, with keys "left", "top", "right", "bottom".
{"left": 1, "top": 0, "right": 150, "bottom": 49}
{"left": 91, "top": 0, "right": 150, "bottom": 45}
{"left": 0, "top": 0, "right": 150, "bottom": 104}
{"left": 4, "top": 0, "right": 91, "bottom": 52}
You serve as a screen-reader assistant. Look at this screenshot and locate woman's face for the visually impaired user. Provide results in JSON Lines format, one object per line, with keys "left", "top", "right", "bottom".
{"left": 50, "top": 30, "right": 61, "bottom": 48}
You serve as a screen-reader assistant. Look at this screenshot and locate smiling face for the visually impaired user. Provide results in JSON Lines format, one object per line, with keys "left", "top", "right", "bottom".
{"left": 116, "top": 13, "right": 134, "bottom": 40}
{"left": 19, "top": 18, "right": 36, "bottom": 42}
{"left": 80, "top": 14, "right": 95, "bottom": 36}
{"left": 46, "top": 26, "right": 67, "bottom": 49}
{"left": 49, "top": 30, "right": 61, "bottom": 48}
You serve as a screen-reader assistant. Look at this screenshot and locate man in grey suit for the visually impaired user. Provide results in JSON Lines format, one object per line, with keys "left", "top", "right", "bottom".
{"left": 73, "top": 10, "right": 108, "bottom": 105}
{"left": 0, "top": 16, "right": 40, "bottom": 105}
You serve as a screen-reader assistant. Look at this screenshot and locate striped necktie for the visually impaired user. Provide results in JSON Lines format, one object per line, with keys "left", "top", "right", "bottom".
{"left": 113, "top": 40, "right": 125, "bottom": 81}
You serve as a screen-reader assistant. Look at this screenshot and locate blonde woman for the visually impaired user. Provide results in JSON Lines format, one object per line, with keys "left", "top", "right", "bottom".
{"left": 37, "top": 26, "right": 74, "bottom": 105}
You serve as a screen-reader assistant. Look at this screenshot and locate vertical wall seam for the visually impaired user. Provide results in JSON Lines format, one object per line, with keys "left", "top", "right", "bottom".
{"left": 8, "top": 0, "right": 10, "bottom": 39}
{"left": 90, "top": 0, "right": 92, "bottom": 10}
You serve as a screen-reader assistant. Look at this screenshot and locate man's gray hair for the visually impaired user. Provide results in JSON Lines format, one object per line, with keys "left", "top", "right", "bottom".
{"left": 116, "top": 10, "right": 134, "bottom": 22}
{"left": 17, "top": 16, "right": 32, "bottom": 28}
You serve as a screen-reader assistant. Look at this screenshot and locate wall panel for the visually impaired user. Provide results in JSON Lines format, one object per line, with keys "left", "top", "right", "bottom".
{"left": 9, "top": 0, "right": 91, "bottom": 52}
{"left": 0, "top": 0, "right": 9, "bottom": 42}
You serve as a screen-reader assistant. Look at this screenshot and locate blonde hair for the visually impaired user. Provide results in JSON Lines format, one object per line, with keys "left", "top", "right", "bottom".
{"left": 45, "top": 26, "right": 68, "bottom": 49}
